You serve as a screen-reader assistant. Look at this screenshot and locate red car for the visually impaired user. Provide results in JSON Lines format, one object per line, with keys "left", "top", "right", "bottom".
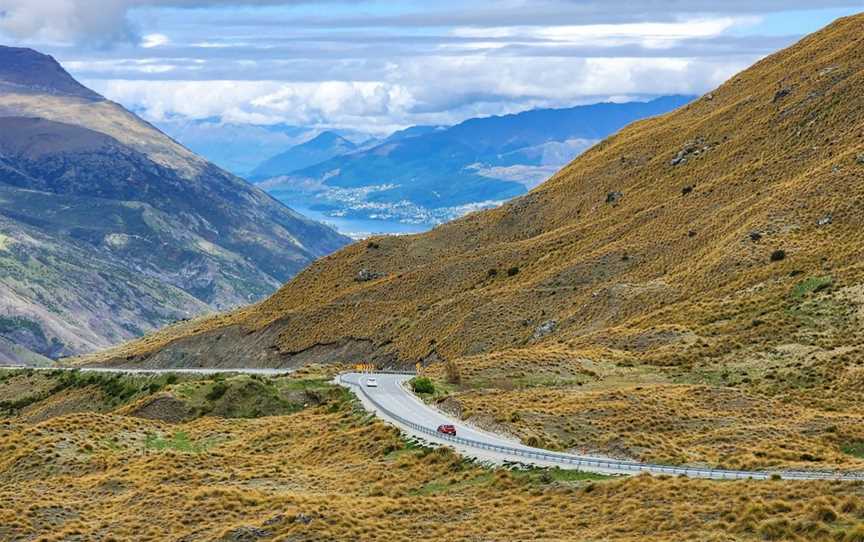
{"left": 437, "top": 424, "right": 456, "bottom": 436}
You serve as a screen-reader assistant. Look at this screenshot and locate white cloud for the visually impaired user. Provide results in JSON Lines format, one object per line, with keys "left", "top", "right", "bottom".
{"left": 0, "top": 0, "right": 348, "bottom": 44}
{"left": 86, "top": 52, "right": 747, "bottom": 133}
{"left": 10, "top": 1, "right": 828, "bottom": 133}
{"left": 0, "top": 0, "right": 133, "bottom": 44}
{"left": 451, "top": 18, "right": 754, "bottom": 48}
{"left": 141, "top": 33, "right": 169, "bottom": 48}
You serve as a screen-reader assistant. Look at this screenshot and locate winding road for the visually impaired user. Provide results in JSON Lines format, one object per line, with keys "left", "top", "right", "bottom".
{"left": 4, "top": 365, "right": 862, "bottom": 481}
{"left": 339, "top": 372, "right": 864, "bottom": 481}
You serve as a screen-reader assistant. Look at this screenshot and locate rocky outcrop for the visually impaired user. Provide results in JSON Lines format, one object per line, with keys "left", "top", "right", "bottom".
{"left": 94, "top": 323, "right": 398, "bottom": 370}
{"left": 532, "top": 320, "right": 558, "bottom": 340}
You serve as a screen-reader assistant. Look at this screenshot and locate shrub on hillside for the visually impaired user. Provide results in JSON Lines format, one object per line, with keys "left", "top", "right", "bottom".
{"left": 206, "top": 382, "right": 228, "bottom": 401}
{"left": 411, "top": 377, "right": 435, "bottom": 394}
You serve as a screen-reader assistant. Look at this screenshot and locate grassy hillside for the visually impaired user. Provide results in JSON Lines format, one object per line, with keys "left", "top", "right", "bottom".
{"left": 2, "top": 369, "right": 864, "bottom": 541}
{"left": 88, "top": 13, "right": 864, "bottom": 373}
{"left": 74, "top": 13, "right": 864, "bottom": 475}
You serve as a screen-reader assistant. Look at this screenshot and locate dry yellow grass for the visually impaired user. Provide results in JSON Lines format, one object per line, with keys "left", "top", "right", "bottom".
{"left": 32, "top": 14, "right": 864, "bottom": 540}
{"left": 81, "top": 14, "right": 864, "bottom": 380}
{"left": 453, "top": 383, "right": 864, "bottom": 470}
{"left": 3, "top": 386, "right": 864, "bottom": 542}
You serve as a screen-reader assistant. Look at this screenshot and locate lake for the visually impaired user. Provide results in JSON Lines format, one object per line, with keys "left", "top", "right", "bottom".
{"left": 289, "top": 205, "right": 433, "bottom": 239}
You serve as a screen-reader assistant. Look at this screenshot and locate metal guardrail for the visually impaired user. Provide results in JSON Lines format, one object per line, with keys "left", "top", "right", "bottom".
{"left": 340, "top": 373, "right": 864, "bottom": 481}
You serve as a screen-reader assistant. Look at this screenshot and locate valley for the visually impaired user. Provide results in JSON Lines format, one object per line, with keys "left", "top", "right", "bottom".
{"left": 74, "top": 11, "right": 864, "bottom": 486}
{"left": 251, "top": 97, "right": 694, "bottom": 232}
{"left": 2, "top": 5, "right": 864, "bottom": 542}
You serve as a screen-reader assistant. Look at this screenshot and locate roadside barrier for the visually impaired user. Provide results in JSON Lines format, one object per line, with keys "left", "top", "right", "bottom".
{"left": 339, "top": 373, "right": 864, "bottom": 481}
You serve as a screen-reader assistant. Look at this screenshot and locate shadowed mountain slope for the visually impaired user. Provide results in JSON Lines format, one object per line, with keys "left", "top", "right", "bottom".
{"left": 0, "top": 46, "right": 349, "bottom": 362}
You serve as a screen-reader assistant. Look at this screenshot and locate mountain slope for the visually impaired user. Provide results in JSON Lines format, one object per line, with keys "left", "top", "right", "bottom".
{"left": 250, "top": 131, "right": 358, "bottom": 179}
{"left": 260, "top": 96, "right": 692, "bottom": 225}
{"left": 86, "top": 14, "right": 864, "bottom": 381}
{"left": 0, "top": 46, "right": 100, "bottom": 99}
{"left": 0, "top": 46, "right": 349, "bottom": 362}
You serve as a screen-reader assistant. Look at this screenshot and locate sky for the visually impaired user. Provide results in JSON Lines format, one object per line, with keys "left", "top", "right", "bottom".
{"left": 1, "top": 1, "right": 862, "bottom": 134}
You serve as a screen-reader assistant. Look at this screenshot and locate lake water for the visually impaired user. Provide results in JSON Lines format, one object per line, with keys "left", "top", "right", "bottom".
{"left": 290, "top": 205, "right": 433, "bottom": 239}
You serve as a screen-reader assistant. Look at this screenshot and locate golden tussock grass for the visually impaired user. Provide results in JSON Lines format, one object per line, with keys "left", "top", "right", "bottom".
{"left": 3, "top": 391, "right": 864, "bottom": 541}
{"left": 34, "top": 14, "right": 864, "bottom": 540}
{"left": 77, "top": 15, "right": 864, "bottom": 395}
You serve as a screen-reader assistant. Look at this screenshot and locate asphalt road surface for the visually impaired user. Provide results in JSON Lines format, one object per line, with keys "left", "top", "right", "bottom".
{"left": 4, "top": 365, "right": 861, "bottom": 481}
{"left": 339, "top": 372, "right": 864, "bottom": 481}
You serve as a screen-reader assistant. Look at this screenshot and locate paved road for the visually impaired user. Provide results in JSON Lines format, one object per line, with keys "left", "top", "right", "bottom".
{"left": 5, "top": 365, "right": 861, "bottom": 481}
{"left": 340, "top": 372, "right": 864, "bottom": 481}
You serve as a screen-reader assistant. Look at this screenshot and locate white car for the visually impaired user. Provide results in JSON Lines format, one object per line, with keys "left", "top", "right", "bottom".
{"left": 366, "top": 378, "right": 378, "bottom": 388}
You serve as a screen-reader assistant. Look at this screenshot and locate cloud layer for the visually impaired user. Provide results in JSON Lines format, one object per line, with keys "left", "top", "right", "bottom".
{"left": 1, "top": 1, "right": 861, "bottom": 132}
{"left": 0, "top": 0, "right": 351, "bottom": 43}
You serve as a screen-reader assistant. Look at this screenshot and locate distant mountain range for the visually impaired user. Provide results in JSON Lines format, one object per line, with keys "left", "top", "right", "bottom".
{"left": 251, "top": 131, "right": 358, "bottom": 179}
{"left": 153, "top": 120, "right": 375, "bottom": 177}
{"left": 0, "top": 46, "right": 349, "bottom": 364}
{"left": 252, "top": 96, "right": 694, "bottom": 227}
{"left": 153, "top": 119, "right": 312, "bottom": 177}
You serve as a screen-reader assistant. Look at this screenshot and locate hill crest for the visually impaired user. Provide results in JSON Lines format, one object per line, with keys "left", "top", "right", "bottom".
{"left": 0, "top": 46, "right": 102, "bottom": 100}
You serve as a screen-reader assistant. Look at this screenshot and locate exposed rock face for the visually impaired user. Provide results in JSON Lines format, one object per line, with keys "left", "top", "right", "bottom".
{"left": 355, "top": 269, "right": 385, "bottom": 282}
{"left": 670, "top": 137, "right": 712, "bottom": 166}
{"left": 533, "top": 320, "right": 558, "bottom": 340}
{"left": 0, "top": 47, "right": 350, "bottom": 362}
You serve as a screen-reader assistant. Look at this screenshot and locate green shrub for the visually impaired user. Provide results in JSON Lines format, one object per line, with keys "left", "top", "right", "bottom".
{"left": 792, "top": 276, "right": 833, "bottom": 300}
{"left": 411, "top": 377, "right": 435, "bottom": 394}
{"left": 840, "top": 442, "right": 864, "bottom": 458}
{"left": 206, "top": 382, "right": 228, "bottom": 401}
